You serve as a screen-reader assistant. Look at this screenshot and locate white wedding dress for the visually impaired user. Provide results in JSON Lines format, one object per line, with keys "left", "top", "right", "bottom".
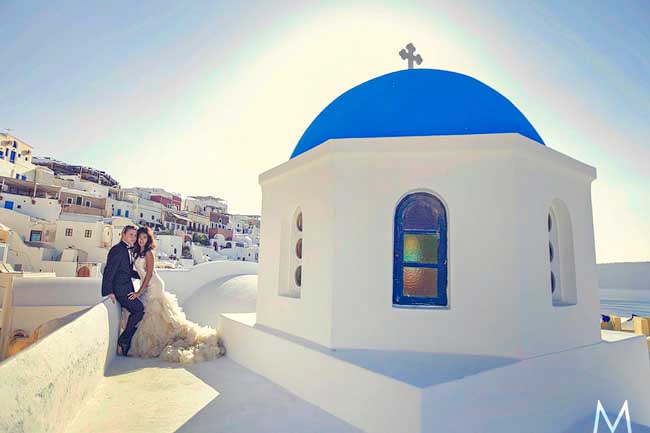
{"left": 128, "top": 255, "right": 224, "bottom": 363}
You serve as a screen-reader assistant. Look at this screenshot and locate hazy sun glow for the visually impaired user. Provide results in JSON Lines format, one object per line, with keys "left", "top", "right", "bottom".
{"left": 1, "top": 1, "right": 648, "bottom": 262}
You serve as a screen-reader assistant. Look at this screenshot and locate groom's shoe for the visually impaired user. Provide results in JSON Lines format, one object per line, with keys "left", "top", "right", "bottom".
{"left": 118, "top": 341, "right": 130, "bottom": 356}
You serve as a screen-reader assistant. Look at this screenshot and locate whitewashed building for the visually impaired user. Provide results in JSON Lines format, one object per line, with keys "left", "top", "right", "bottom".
{"left": 0, "top": 208, "right": 76, "bottom": 275}
{"left": 229, "top": 213, "right": 260, "bottom": 236}
{"left": 183, "top": 195, "right": 228, "bottom": 215}
{"left": 0, "top": 133, "right": 36, "bottom": 181}
{"left": 0, "top": 177, "right": 61, "bottom": 221}
{"left": 54, "top": 214, "right": 112, "bottom": 263}
{"left": 219, "top": 68, "right": 650, "bottom": 432}
{"left": 155, "top": 234, "right": 183, "bottom": 260}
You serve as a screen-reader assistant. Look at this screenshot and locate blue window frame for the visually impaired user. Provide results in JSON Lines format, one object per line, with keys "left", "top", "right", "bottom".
{"left": 125, "top": 210, "right": 129, "bottom": 217}
{"left": 4, "top": 201, "right": 14, "bottom": 210}
{"left": 10, "top": 150, "right": 16, "bottom": 162}
{"left": 393, "top": 192, "right": 448, "bottom": 306}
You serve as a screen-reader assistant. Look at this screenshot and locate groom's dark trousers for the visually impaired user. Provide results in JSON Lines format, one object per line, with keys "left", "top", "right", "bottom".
{"left": 101, "top": 240, "right": 143, "bottom": 350}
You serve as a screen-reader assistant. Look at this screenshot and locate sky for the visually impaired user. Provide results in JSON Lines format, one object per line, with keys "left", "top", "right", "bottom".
{"left": 0, "top": 0, "right": 648, "bottom": 263}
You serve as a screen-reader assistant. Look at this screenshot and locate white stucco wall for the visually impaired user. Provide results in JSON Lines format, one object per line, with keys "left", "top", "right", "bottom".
{"left": 420, "top": 332, "right": 650, "bottom": 432}
{"left": 54, "top": 220, "right": 108, "bottom": 251}
{"left": 0, "top": 299, "right": 120, "bottom": 433}
{"left": 220, "top": 313, "right": 650, "bottom": 433}
{"left": 219, "top": 313, "right": 422, "bottom": 433}
{"left": 0, "top": 192, "right": 61, "bottom": 221}
{"left": 158, "top": 260, "right": 258, "bottom": 304}
{"left": 3, "top": 230, "right": 77, "bottom": 276}
{"left": 257, "top": 133, "right": 600, "bottom": 358}
{"left": 190, "top": 244, "right": 226, "bottom": 263}
{"left": 155, "top": 234, "right": 182, "bottom": 259}
{"left": 136, "top": 197, "right": 163, "bottom": 225}
{"left": 256, "top": 149, "right": 336, "bottom": 348}
{"left": 11, "top": 306, "right": 90, "bottom": 334}
{"left": 4, "top": 261, "right": 258, "bottom": 309}
{"left": 107, "top": 197, "right": 137, "bottom": 219}
{"left": 0, "top": 207, "right": 36, "bottom": 238}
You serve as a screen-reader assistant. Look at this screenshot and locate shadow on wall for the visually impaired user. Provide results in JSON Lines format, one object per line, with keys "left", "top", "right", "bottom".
{"left": 7, "top": 307, "right": 91, "bottom": 357}
{"left": 0, "top": 299, "right": 121, "bottom": 433}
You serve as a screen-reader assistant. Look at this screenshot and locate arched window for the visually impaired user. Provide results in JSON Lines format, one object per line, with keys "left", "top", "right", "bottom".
{"left": 393, "top": 192, "right": 448, "bottom": 306}
{"left": 279, "top": 207, "right": 303, "bottom": 298}
{"left": 291, "top": 209, "right": 303, "bottom": 295}
{"left": 548, "top": 199, "right": 577, "bottom": 305}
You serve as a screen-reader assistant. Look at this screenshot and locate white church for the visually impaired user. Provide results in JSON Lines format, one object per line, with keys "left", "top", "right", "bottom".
{"left": 218, "top": 68, "right": 650, "bottom": 432}
{"left": 2, "top": 67, "right": 650, "bottom": 433}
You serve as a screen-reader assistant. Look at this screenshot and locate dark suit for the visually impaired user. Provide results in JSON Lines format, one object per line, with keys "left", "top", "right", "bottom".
{"left": 101, "top": 240, "right": 144, "bottom": 349}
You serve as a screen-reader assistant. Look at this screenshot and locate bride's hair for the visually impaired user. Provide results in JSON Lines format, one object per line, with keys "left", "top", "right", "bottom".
{"left": 134, "top": 226, "right": 157, "bottom": 257}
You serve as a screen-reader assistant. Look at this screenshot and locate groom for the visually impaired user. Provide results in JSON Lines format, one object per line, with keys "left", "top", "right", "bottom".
{"left": 101, "top": 225, "right": 143, "bottom": 356}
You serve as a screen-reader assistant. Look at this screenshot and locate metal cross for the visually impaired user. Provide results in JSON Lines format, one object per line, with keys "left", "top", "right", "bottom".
{"left": 399, "top": 43, "right": 423, "bottom": 69}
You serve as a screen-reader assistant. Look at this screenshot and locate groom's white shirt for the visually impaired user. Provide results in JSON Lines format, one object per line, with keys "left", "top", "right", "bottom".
{"left": 121, "top": 240, "right": 133, "bottom": 265}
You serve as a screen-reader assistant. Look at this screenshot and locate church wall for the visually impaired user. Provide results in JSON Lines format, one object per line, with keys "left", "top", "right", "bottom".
{"left": 257, "top": 152, "right": 336, "bottom": 348}
{"left": 257, "top": 133, "right": 602, "bottom": 358}
{"left": 512, "top": 149, "right": 600, "bottom": 357}
{"left": 327, "top": 135, "right": 526, "bottom": 356}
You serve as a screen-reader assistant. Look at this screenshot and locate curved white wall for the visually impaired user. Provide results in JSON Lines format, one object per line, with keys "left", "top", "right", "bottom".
{"left": 157, "top": 260, "right": 258, "bottom": 304}
{"left": 0, "top": 299, "right": 120, "bottom": 433}
{"left": 5, "top": 260, "right": 258, "bottom": 307}
{"left": 0, "top": 260, "right": 258, "bottom": 433}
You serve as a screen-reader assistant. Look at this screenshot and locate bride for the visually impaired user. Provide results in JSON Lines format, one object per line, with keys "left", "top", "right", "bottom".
{"left": 125, "top": 226, "right": 225, "bottom": 363}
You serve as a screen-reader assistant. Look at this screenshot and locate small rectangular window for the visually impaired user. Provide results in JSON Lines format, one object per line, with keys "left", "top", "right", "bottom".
{"left": 29, "top": 231, "right": 42, "bottom": 242}
{"left": 65, "top": 228, "right": 73, "bottom": 236}
{"left": 85, "top": 230, "right": 92, "bottom": 238}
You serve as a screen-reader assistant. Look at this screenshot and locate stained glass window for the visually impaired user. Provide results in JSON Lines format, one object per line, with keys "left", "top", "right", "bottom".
{"left": 403, "top": 267, "right": 438, "bottom": 297}
{"left": 403, "top": 234, "right": 438, "bottom": 264}
{"left": 403, "top": 198, "right": 445, "bottom": 230}
{"left": 393, "top": 192, "right": 448, "bottom": 306}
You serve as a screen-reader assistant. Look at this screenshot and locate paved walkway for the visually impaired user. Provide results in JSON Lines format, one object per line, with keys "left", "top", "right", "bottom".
{"left": 67, "top": 273, "right": 359, "bottom": 433}
{"left": 66, "top": 355, "right": 360, "bottom": 433}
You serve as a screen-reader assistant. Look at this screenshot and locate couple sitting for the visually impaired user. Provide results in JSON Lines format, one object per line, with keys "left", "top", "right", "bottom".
{"left": 101, "top": 225, "right": 224, "bottom": 363}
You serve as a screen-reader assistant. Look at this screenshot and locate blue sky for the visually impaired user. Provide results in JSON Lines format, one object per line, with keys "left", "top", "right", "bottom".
{"left": 0, "top": 0, "right": 648, "bottom": 262}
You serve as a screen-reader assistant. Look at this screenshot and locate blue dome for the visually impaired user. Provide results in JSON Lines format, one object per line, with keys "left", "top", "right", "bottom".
{"left": 290, "top": 69, "right": 544, "bottom": 159}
